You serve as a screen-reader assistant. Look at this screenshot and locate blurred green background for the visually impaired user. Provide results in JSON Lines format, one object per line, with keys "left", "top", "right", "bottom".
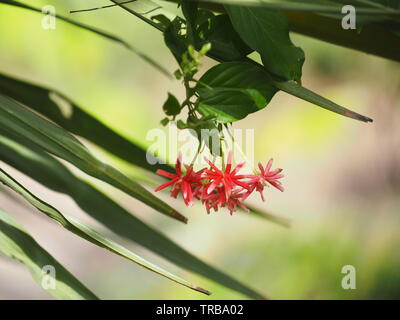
{"left": 0, "top": 0, "right": 399, "bottom": 300}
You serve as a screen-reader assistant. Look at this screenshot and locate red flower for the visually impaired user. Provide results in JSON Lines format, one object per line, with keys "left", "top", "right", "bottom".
{"left": 201, "top": 187, "right": 248, "bottom": 214}
{"left": 155, "top": 152, "right": 284, "bottom": 214}
{"left": 225, "top": 189, "right": 249, "bottom": 214}
{"left": 202, "top": 152, "right": 253, "bottom": 199}
{"left": 259, "top": 159, "right": 284, "bottom": 192}
{"left": 155, "top": 154, "right": 202, "bottom": 207}
{"left": 201, "top": 186, "right": 224, "bottom": 214}
{"left": 242, "top": 159, "right": 284, "bottom": 202}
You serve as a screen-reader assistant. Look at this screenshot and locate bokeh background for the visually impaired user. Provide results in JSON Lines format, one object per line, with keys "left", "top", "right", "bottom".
{"left": 0, "top": 0, "right": 399, "bottom": 299}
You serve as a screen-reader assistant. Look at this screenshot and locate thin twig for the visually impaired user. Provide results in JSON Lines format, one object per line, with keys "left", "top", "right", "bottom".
{"left": 70, "top": 0, "right": 137, "bottom": 14}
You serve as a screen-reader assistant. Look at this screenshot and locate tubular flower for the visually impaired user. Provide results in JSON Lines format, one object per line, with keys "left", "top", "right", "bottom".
{"left": 258, "top": 159, "right": 285, "bottom": 192}
{"left": 243, "top": 159, "right": 284, "bottom": 202}
{"left": 155, "top": 153, "right": 284, "bottom": 214}
{"left": 201, "top": 186, "right": 225, "bottom": 214}
{"left": 225, "top": 189, "right": 249, "bottom": 214}
{"left": 155, "top": 154, "right": 202, "bottom": 207}
{"left": 202, "top": 152, "right": 254, "bottom": 199}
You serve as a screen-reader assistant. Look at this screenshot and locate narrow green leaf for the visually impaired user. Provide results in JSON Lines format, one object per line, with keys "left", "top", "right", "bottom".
{"left": 108, "top": 0, "right": 168, "bottom": 31}
{"left": 0, "top": 72, "right": 171, "bottom": 173}
{"left": 0, "top": 0, "right": 170, "bottom": 76}
{"left": 0, "top": 94, "right": 187, "bottom": 223}
{"left": 0, "top": 131, "right": 266, "bottom": 299}
{"left": 196, "top": 62, "right": 277, "bottom": 122}
{"left": 225, "top": 5, "right": 305, "bottom": 82}
{"left": 0, "top": 208, "right": 99, "bottom": 300}
{"left": 191, "top": 0, "right": 400, "bottom": 15}
{"left": 246, "top": 205, "right": 291, "bottom": 228}
{"left": 273, "top": 79, "right": 373, "bottom": 122}
{"left": 0, "top": 168, "right": 211, "bottom": 295}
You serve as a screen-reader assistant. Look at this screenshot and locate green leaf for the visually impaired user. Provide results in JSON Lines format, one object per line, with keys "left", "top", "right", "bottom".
{"left": 0, "top": 0, "right": 169, "bottom": 76}
{"left": 0, "top": 209, "right": 99, "bottom": 300}
{"left": 0, "top": 94, "right": 187, "bottom": 223}
{"left": 181, "top": 0, "right": 199, "bottom": 43}
{"left": 197, "top": 0, "right": 400, "bottom": 15}
{"left": 189, "top": 1, "right": 400, "bottom": 61}
{"left": 163, "top": 92, "right": 181, "bottom": 116}
{"left": 108, "top": 0, "right": 168, "bottom": 31}
{"left": 225, "top": 5, "right": 305, "bottom": 82}
{"left": 108, "top": 0, "right": 399, "bottom": 61}
{"left": 246, "top": 205, "right": 291, "bottom": 228}
{"left": 151, "top": 14, "right": 172, "bottom": 28}
{"left": 0, "top": 72, "right": 171, "bottom": 173}
{"left": 274, "top": 79, "right": 373, "bottom": 122}
{"left": 0, "top": 131, "right": 265, "bottom": 299}
{"left": 166, "top": 6, "right": 252, "bottom": 63}
{"left": 164, "top": 16, "right": 188, "bottom": 63}
{"left": 160, "top": 117, "right": 170, "bottom": 126}
{"left": 195, "top": 12, "right": 253, "bottom": 61}
{"left": 0, "top": 168, "right": 211, "bottom": 296}
{"left": 181, "top": 0, "right": 253, "bottom": 61}
{"left": 196, "top": 61, "right": 371, "bottom": 122}
{"left": 196, "top": 62, "right": 278, "bottom": 122}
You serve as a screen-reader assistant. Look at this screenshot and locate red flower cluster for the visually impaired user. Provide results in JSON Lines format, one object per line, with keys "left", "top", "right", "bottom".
{"left": 155, "top": 152, "right": 284, "bottom": 214}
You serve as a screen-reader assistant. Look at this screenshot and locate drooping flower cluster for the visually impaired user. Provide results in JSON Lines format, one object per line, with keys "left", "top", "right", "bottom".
{"left": 155, "top": 152, "right": 284, "bottom": 214}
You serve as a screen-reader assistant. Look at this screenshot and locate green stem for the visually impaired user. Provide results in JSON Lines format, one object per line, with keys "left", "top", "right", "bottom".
{"left": 224, "top": 125, "right": 256, "bottom": 173}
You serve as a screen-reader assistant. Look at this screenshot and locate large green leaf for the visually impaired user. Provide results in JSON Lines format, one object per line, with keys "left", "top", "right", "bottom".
{"left": 195, "top": 13, "right": 253, "bottom": 61}
{"left": 0, "top": 168, "right": 210, "bottom": 295}
{"left": 0, "top": 72, "right": 171, "bottom": 173}
{"left": 0, "top": 132, "right": 266, "bottom": 299}
{"left": 0, "top": 94, "right": 186, "bottom": 223}
{"left": 0, "top": 208, "right": 99, "bottom": 300}
{"left": 0, "top": 0, "right": 169, "bottom": 76}
{"left": 181, "top": 0, "right": 252, "bottom": 61}
{"left": 196, "top": 62, "right": 277, "bottom": 122}
{"left": 190, "top": 11, "right": 253, "bottom": 61}
{"left": 225, "top": 5, "right": 305, "bottom": 82}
